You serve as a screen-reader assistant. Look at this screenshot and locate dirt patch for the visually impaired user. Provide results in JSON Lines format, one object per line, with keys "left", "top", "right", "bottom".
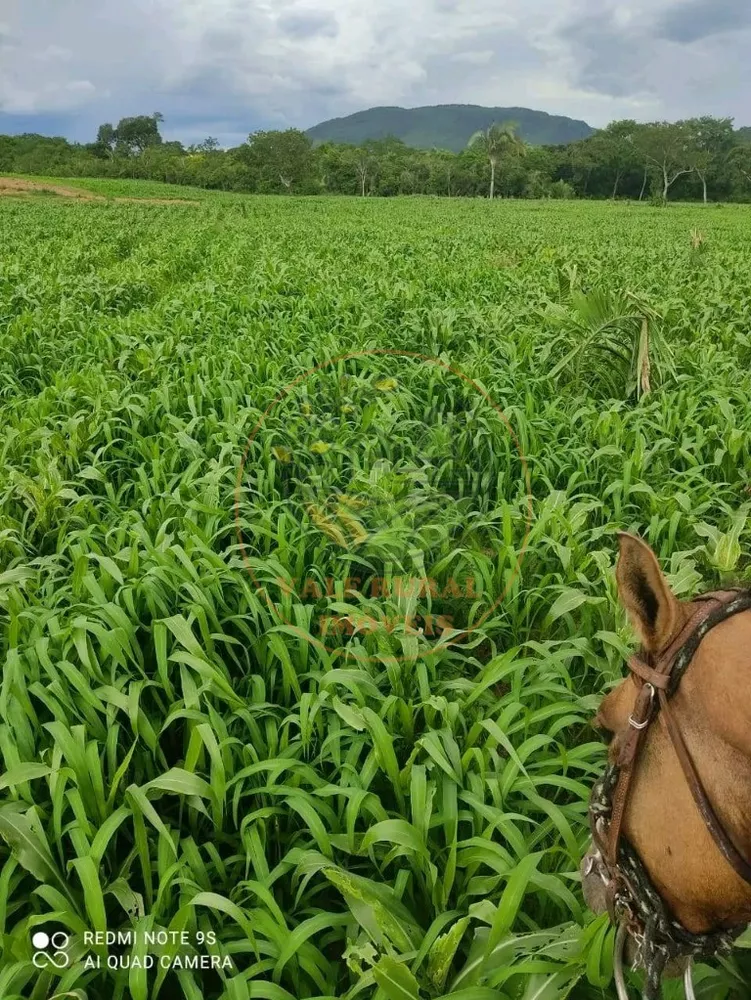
{"left": 0, "top": 177, "right": 96, "bottom": 199}
{"left": 0, "top": 176, "right": 199, "bottom": 205}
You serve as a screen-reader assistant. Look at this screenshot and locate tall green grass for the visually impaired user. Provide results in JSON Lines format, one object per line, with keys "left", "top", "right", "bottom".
{"left": 1, "top": 193, "right": 751, "bottom": 999}
{"left": 3, "top": 174, "right": 227, "bottom": 200}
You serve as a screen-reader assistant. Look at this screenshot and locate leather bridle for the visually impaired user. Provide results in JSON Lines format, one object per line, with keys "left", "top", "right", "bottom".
{"left": 588, "top": 587, "right": 751, "bottom": 999}
{"left": 597, "top": 588, "right": 751, "bottom": 884}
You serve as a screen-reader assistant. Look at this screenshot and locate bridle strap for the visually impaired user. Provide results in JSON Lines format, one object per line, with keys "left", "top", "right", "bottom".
{"left": 627, "top": 657, "right": 669, "bottom": 689}
{"left": 601, "top": 591, "right": 751, "bottom": 879}
{"left": 606, "top": 684, "right": 653, "bottom": 863}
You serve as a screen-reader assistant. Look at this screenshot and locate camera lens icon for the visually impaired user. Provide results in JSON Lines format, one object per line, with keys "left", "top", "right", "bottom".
{"left": 32, "top": 929, "right": 70, "bottom": 969}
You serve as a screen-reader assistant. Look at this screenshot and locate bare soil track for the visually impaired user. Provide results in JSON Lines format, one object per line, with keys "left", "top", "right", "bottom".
{"left": 0, "top": 176, "right": 199, "bottom": 205}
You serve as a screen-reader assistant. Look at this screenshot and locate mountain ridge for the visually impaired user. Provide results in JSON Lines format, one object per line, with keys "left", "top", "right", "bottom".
{"left": 306, "top": 104, "right": 595, "bottom": 152}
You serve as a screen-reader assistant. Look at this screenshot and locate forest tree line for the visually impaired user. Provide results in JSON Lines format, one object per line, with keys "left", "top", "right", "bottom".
{"left": 2, "top": 112, "right": 751, "bottom": 202}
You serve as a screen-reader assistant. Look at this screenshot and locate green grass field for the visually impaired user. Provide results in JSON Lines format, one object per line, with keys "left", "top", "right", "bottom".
{"left": 1, "top": 184, "right": 751, "bottom": 1000}
{"left": 2, "top": 174, "right": 232, "bottom": 200}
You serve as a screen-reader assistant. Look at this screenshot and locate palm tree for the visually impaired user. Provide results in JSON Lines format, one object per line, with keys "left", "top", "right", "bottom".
{"left": 467, "top": 121, "right": 525, "bottom": 199}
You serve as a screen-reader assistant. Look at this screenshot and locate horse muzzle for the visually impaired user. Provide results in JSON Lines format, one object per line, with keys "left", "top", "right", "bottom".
{"left": 580, "top": 842, "right": 692, "bottom": 990}
{"left": 581, "top": 844, "right": 611, "bottom": 914}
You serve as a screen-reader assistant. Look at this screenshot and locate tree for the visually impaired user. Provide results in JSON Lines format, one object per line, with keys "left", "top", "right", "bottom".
{"left": 729, "top": 144, "right": 751, "bottom": 191}
{"left": 685, "top": 116, "right": 734, "bottom": 203}
{"left": 95, "top": 123, "right": 117, "bottom": 159}
{"left": 315, "top": 142, "right": 358, "bottom": 194}
{"left": 467, "top": 121, "right": 525, "bottom": 199}
{"left": 589, "top": 120, "right": 639, "bottom": 199}
{"left": 239, "top": 129, "right": 315, "bottom": 193}
{"left": 140, "top": 144, "right": 182, "bottom": 183}
{"left": 567, "top": 140, "right": 598, "bottom": 197}
{"left": 428, "top": 148, "right": 456, "bottom": 196}
{"left": 523, "top": 170, "right": 551, "bottom": 199}
{"left": 191, "top": 137, "right": 220, "bottom": 154}
{"left": 113, "top": 113, "right": 164, "bottom": 155}
{"left": 350, "top": 142, "right": 379, "bottom": 197}
{"left": 355, "top": 149, "right": 372, "bottom": 196}
{"left": 634, "top": 121, "right": 695, "bottom": 203}
{"left": 638, "top": 160, "right": 650, "bottom": 202}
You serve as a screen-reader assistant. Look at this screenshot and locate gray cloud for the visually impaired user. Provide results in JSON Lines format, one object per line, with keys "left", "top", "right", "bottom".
{"left": 278, "top": 12, "right": 338, "bottom": 39}
{"left": 559, "top": 9, "right": 656, "bottom": 100}
{"left": 557, "top": 1, "right": 751, "bottom": 122}
{"left": 657, "top": 0, "right": 751, "bottom": 43}
{"left": 1, "top": 0, "right": 751, "bottom": 145}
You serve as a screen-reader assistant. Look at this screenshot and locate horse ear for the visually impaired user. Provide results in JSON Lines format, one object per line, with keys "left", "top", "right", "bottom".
{"left": 616, "top": 532, "right": 680, "bottom": 653}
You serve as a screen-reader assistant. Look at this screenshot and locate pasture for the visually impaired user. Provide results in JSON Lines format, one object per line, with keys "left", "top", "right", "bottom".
{"left": 1, "top": 183, "right": 751, "bottom": 999}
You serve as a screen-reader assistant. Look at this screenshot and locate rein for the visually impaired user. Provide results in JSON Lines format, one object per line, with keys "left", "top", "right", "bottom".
{"left": 587, "top": 588, "right": 751, "bottom": 999}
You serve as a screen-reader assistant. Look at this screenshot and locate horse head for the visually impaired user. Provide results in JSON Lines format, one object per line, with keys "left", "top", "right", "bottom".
{"left": 581, "top": 533, "right": 751, "bottom": 997}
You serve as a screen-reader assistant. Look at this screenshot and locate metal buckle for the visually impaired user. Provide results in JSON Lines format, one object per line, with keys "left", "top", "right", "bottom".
{"left": 628, "top": 682, "right": 655, "bottom": 730}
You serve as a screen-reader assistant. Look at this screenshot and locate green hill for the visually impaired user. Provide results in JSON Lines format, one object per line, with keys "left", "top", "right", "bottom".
{"left": 306, "top": 104, "right": 595, "bottom": 151}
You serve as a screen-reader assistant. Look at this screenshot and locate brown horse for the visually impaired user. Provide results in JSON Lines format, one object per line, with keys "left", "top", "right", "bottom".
{"left": 581, "top": 533, "right": 751, "bottom": 994}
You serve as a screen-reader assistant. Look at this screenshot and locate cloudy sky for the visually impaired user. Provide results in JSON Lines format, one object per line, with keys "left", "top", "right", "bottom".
{"left": 1, "top": 0, "right": 749, "bottom": 146}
